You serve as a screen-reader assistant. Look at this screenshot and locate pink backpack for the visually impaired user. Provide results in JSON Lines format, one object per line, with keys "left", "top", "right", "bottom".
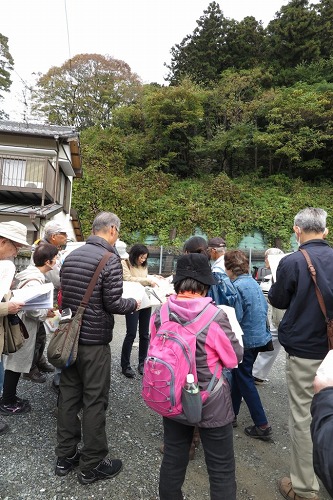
{"left": 142, "top": 301, "right": 220, "bottom": 418}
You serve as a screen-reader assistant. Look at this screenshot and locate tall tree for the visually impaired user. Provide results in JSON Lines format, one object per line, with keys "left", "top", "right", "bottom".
{"left": 165, "top": 2, "right": 231, "bottom": 85}
{"left": 315, "top": 0, "right": 333, "bottom": 59}
{"left": 225, "top": 16, "right": 267, "bottom": 70}
{"left": 30, "top": 53, "right": 142, "bottom": 129}
{"left": 266, "top": 0, "right": 320, "bottom": 76}
{"left": 0, "top": 33, "right": 14, "bottom": 119}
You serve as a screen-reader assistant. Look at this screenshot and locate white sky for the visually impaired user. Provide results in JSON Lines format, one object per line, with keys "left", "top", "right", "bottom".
{"left": 1, "top": 0, "right": 290, "bottom": 120}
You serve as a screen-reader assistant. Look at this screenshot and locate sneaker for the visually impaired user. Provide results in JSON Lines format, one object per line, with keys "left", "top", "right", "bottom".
{"left": 122, "top": 367, "right": 135, "bottom": 379}
{"left": 77, "top": 458, "right": 123, "bottom": 485}
{"left": 278, "top": 476, "right": 319, "bottom": 500}
{"left": 137, "top": 363, "right": 144, "bottom": 375}
{"left": 0, "top": 398, "right": 31, "bottom": 415}
{"left": 22, "top": 370, "right": 46, "bottom": 383}
{"left": 55, "top": 448, "right": 81, "bottom": 476}
{"left": 244, "top": 424, "right": 272, "bottom": 441}
{"left": 0, "top": 419, "right": 9, "bottom": 435}
{"left": 253, "top": 377, "right": 265, "bottom": 385}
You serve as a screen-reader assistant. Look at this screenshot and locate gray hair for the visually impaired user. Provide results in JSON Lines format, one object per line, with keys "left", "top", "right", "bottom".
{"left": 265, "top": 247, "right": 284, "bottom": 257}
{"left": 92, "top": 211, "right": 120, "bottom": 234}
{"left": 294, "top": 207, "right": 327, "bottom": 233}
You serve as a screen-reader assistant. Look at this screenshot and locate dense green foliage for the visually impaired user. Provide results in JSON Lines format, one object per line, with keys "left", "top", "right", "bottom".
{"left": 72, "top": 136, "right": 333, "bottom": 250}
{"left": 0, "top": 33, "right": 14, "bottom": 119}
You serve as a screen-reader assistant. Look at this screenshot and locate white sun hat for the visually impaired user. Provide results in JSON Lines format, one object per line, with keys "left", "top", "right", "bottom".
{"left": 0, "top": 221, "right": 30, "bottom": 246}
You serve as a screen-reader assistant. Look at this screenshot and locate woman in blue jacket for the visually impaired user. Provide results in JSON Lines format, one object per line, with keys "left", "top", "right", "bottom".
{"left": 224, "top": 250, "right": 273, "bottom": 441}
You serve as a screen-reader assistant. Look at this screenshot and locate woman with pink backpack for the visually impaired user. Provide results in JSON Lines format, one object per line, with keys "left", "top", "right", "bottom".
{"left": 147, "top": 253, "right": 243, "bottom": 500}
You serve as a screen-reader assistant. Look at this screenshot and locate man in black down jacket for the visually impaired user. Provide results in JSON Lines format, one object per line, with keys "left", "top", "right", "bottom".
{"left": 311, "top": 371, "right": 333, "bottom": 499}
{"left": 269, "top": 207, "right": 333, "bottom": 500}
{"left": 55, "top": 211, "right": 138, "bottom": 485}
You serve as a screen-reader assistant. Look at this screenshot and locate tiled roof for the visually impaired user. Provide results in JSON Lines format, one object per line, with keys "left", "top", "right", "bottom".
{"left": 0, "top": 120, "right": 79, "bottom": 140}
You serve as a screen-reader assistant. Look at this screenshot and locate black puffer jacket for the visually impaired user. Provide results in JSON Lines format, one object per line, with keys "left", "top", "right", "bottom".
{"left": 61, "top": 235, "right": 137, "bottom": 345}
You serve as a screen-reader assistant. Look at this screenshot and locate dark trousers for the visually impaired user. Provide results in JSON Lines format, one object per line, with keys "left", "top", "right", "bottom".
{"left": 231, "top": 347, "right": 268, "bottom": 426}
{"left": 2, "top": 370, "right": 21, "bottom": 403}
{"left": 159, "top": 418, "right": 236, "bottom": 500}
{"left": 56, "top": 344, "right": 111, "bottom": 472}
{"left": 121, "top": 307, "right": 151, "bottom": 369}
{"left": 30, "top": 322, "right": 46, "bottom": 371}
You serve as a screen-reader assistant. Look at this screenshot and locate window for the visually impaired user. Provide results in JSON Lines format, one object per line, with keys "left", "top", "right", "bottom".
{"left": 0, "top": 156, "right": 45, "bottom": 188}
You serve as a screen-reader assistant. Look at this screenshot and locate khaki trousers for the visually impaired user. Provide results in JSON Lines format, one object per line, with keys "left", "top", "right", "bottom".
{"left": 286, "top": 354, "right": 322, "bottom": 498}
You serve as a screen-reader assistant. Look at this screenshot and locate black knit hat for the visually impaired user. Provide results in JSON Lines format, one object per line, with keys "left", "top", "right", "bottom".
{"left": 173, "top": 254, "right": 217, "bottom": 286}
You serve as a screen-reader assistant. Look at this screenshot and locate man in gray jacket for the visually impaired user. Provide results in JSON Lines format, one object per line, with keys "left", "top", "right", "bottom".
{"left": 55, "top": 211, "right": 139, "bottom": 485}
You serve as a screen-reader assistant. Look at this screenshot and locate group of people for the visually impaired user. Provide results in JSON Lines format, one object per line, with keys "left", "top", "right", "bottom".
{"left": 1, "top": 207, "right": 333, "bottom": 499}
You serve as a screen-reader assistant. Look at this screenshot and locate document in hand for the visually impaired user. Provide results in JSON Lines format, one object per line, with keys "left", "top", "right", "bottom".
{"left": 122, "top": 281, "right": 168, "bottom": 309}
{"left": 0, "top": 260, "right": 16, "bottom": 301}
{"left": 218, "top": 305, "right": 244, "bottom": 347}
{"left": 10, "top": 282, "right": 54, "bottom": 310}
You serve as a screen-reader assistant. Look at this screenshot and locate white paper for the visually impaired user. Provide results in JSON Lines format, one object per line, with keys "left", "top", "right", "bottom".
{"left": 218, "top": 305, "right": 244, "bottom": 347}
{"left": 122, "top": 281, "right": 170, "bottom": 310}
{"left": 316, "top": 350, "right": 333, "bottom": 379}
{"left": 10, "top": 282, "right": 54, "bottom": 311}
{"left": 0, "top": 260, "right": 16, "bottom": 301}
{"left": 44, "top": 310, "right": 61, "bottom": 333}
{"left": 267, "top": 253, "right": 292, "bottom": 282}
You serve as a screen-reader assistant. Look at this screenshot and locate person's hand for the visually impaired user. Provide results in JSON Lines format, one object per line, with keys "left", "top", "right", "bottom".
{"left": 46, "top": 309, "right": 56, "bottom": 318}
{"left": 314, "top": 374, "right": 333, "bottom": 394}
{"left": 7, "top": 302, "right": 25, "bottom": 314}
{"left": 135, "top": 300, "right": 141, "bottom": 310}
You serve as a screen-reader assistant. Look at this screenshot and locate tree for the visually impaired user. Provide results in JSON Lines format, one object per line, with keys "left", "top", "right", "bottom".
{"left": 266, "top": 0, "right": 321, "bottom": 81}
{"left": 165, "top": 2, "right": 231, "bottom": 85}
{"left": 0, "top": 33, "right": 14, "bottom": 119}
{"left": 30, "top": 53, "right": 142, "bottom": 129}
{"left": 225, "top": 16, "right": 267, "bottom": 70}
{"left": 315, "top": 0, "right": 333, "bottom": 59}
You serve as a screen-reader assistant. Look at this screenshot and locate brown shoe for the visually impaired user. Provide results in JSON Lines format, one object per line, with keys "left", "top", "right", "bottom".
{"left": 278, "top": 477, "right": 319, "bottom": 500}
{"left": 23, "top": 370, "right": 46, "bottom": 383}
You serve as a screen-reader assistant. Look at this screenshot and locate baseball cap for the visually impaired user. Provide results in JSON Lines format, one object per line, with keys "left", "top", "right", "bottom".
{"left": 207, "top": 237, "right": 226, "bottom": 248}
{"left": 44, "top": 220, "right": 67, "bottom": 235}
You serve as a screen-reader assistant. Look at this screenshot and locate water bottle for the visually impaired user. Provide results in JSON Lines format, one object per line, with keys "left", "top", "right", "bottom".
{"left": 182, "top": 373, "right": 202, "bottom": 424}
{"left": 184, "top": 373, "right": 199, "bottom": 394}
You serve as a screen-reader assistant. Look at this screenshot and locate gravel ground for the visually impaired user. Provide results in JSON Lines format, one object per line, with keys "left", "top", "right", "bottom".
{"left": 0, "top": 315, "right": 331, "bottom": 500}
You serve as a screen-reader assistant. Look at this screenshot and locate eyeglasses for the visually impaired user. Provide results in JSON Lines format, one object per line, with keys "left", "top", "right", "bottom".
{"left": 113, "top": 226, "right": 119, "bottom": 233}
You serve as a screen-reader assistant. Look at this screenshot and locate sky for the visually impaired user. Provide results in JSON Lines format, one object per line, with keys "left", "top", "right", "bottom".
{"left": 1, "top": 0, "right": 290, "bottom": 120}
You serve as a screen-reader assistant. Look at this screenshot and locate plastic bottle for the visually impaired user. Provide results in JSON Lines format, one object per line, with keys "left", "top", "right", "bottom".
{"left": 184, "top": 373, "right": 199, "bottom": 394}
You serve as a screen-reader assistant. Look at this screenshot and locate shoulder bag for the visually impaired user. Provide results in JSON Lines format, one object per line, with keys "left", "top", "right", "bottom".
{"left": 47, "top": 251, "right": 112, "bottom": 368}
{"left": 299, "top": 248, "right": 333, "bottom": 350}
{"left": 3, "top": 313, "right": 29, "bottom": 355}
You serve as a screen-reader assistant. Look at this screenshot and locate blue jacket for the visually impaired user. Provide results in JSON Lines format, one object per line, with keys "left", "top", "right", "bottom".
{"left": 232, "top": 274, "right": 271, "bottom": 349}
{"left": 268, "top": 239, "right": 333, "bottom": 359}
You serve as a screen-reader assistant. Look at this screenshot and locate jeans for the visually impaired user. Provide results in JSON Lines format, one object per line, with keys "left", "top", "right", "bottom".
{"left": 159, "top": 418, "right": 236, "bottom": 500}
{"left": 121, "top": 307, "right": 151, "bottom": 369}
{"left": 231, "top": 347, "right": 268, "bottom": 427}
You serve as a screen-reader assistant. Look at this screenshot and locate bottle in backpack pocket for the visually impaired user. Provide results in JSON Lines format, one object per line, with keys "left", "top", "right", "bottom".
{"left": 182, "top": 373, "right": 202, "bottom": 424}
{"left": 184, "top": 373, "right": 199, "bottom": 393}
